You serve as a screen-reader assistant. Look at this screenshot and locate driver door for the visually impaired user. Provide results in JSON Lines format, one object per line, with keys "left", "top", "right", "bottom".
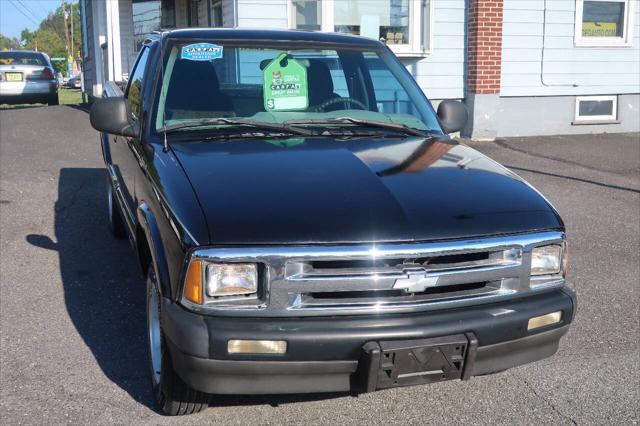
{"left": 111, "top": 47, "right": 150, "bottom": 234}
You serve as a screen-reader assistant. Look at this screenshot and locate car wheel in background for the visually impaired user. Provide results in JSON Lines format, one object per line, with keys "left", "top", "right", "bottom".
{"left": 48, "top": 94, "right": 59, "bottom": 106}
{"left": 107, "top": 181, "right": 126, "bottom": 239}
{"left": 146, "top": 266, "right": 210, "bottom": 415}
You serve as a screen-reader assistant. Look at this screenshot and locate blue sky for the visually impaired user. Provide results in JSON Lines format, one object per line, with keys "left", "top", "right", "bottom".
{"left": 0, "top": 0, "right": 64, "bottom": 39}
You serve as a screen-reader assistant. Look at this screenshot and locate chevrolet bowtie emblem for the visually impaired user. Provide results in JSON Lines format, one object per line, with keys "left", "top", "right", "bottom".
{"left": 392, "top": 267, "right": 439, "bottom": 293}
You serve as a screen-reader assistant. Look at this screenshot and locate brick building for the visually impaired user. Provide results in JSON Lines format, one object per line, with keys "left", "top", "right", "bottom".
{"left": 80, "top": 0, "right": 640, "bottom": 138}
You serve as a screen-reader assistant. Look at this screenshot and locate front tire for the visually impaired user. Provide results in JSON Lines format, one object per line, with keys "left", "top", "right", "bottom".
{"left": 47, "top": 94, "right": 59, "bottom": 106}
{"left": 146, "top": 266, "right": 210, "bottom": 415}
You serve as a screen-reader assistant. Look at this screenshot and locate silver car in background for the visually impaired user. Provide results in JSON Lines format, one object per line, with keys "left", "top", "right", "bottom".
{"left": 66, "top": 76, "right": 82, "bottom": 89}
{"left": 0, "top": 51, "right": 58, "bottom": 106}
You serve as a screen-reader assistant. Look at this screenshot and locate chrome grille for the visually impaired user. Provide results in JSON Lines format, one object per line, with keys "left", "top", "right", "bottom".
{"left": 189, "top": 231, "right": 565, "bottom": 317}
{"left": 292, "top": 281, "right": 504, "bottom": 309}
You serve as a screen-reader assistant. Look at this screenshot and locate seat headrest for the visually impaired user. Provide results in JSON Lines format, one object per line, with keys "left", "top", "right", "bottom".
{"left": 306, "top": 59, "right": 335, "bottom": 106}
{"left": 171, "top": 59, "right": 221, "bottom": 89}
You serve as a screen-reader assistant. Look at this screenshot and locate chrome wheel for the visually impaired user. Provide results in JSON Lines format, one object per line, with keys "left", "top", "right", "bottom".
{"left": 147, "top": 271, "right": 162, "bottom": 387}
{"left": 143, "top": 263, "right": 210, "bottom": 414}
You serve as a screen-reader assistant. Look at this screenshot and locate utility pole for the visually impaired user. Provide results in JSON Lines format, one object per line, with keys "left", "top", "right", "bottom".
{"left": 62, "top": 1, "right": 71, "bottom": 58}
{"left": 62, "top": 0, "right": 72, "bottom": 76}
{"left": 70, "top": 2, "right": 74, "bottom": 60}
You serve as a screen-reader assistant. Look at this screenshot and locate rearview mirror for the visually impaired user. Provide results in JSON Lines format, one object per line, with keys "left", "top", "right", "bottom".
{"left": 90, "top": 97, "right": 139, "bottom": 138}
{"left": 437, "top": 100, "right": 468, "bottom": 134}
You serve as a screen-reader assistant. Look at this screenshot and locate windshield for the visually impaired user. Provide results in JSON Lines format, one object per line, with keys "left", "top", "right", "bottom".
{"left": 0, "top": 52, "right": 46, "bottom": 66}
{"left": 153, "top": 42, "right": 441, "bottom": 134}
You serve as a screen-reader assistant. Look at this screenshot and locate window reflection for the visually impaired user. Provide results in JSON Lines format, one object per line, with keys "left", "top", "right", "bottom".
{"left": 352, "top": 139, "right": 511, "bottom": 178}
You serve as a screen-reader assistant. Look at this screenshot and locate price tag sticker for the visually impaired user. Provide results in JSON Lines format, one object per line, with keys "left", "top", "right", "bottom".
{"left": 263, "top": 53, "right": 308, "bottom": 111}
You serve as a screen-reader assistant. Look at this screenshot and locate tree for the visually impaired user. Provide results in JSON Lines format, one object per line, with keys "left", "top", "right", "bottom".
{"left": 0, "top": 34, "right": 22, "bottom": 50}
{"left": 37, "top": 2, "right": 82, "bottom": 58}
{"left": 14, "top": 2, "right": 82, "bottom": 76}
{"left": 26, "top": 29, "right": 66, "bottom": 58}
{"left": 20, "top": 29, "right": 35, "bottom": 48}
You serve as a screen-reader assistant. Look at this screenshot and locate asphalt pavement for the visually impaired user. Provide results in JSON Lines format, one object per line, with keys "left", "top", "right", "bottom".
{"left": 1, "top": 105, "right": 638, "bottom": 424}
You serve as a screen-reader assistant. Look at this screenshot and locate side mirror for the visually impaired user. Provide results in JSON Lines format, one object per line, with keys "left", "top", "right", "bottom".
{"left": 90, "top": 97, "right": 139, "bottom": 138}
{"left": 437, "top": 100, "right": 468, "bottom": 134}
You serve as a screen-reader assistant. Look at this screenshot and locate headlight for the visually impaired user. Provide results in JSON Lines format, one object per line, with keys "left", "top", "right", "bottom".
{"left": 206, "top": 263, "right": 257, "bottom": 297}
{"left": 183, "top": 260, "right": 258, "bottom": 305}
{"left": 531, "top": 244, "right": 564, "bottom": 276}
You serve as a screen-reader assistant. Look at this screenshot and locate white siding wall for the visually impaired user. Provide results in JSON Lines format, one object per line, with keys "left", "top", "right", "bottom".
{"left": 404, "top": 0, "right": 466, "bottom": 100}
{"left": 237, "top": 0, "right": 288, "bottom": 28}
{"left": 501, "top": 0, "right": 640, "bottom": 96}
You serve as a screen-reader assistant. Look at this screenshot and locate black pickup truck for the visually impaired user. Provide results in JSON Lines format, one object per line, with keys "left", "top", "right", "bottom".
{"left": 90, "top": 29, "right": 575, "bottom": 415}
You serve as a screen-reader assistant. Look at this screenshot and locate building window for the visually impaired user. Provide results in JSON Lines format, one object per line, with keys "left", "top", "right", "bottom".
{"left": 291, "top": 0, "right": 322, "bottom": 30}
{"left": 574, "top": 95, "right": 618, "bottom": 123}
{"left": 161, "top": 0, "right": 176, "bottom": 27}
{"left": 575, "top": 0, "right": 634, "bottom": 46}
{"left": 289, "top": 0, "right": 432, "bottom": 56}
{"left": 211, "top": 0, "right": 223, "bottom": 27}
{"left": 133, "top": 0, "right": 176, "bottom": 50}
{"left": 335, "top": 0, "right": 410, "bottom": 44}
{"left": 188, "top": 0, "right": 199, "bottom": 26}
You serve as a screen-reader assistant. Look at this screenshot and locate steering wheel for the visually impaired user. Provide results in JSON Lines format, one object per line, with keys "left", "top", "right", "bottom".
{"left": 309, "top": 97, "right": 368, "bottom": 112}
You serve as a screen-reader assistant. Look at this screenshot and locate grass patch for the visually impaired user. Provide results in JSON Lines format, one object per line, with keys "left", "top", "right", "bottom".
{"left": 58, "top": 89, "right": 84, "bottom": 105}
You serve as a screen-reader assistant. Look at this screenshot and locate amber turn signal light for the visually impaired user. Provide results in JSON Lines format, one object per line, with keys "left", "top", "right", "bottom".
{"left": 184, "top": 259, "right": 203, "bottom": 304}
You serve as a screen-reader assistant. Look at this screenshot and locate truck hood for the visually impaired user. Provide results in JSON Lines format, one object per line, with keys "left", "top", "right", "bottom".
{"left": 171, "top": 136, "right": 563, "bottom": 245}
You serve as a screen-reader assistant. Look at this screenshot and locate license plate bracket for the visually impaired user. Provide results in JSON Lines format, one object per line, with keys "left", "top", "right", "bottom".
{"left": 358, "top": 333, "right": 477, "bottom": 392}
{"left": 5, "top": 72, "right": 23, "bottom": 82}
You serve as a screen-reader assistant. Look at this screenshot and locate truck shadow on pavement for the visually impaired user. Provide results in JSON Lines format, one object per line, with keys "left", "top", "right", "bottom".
{"left": 26, "top": 168, "right": 348, "bottom": 413}
{"left": 26, "top": 168, "right": 155, "bottom": 409}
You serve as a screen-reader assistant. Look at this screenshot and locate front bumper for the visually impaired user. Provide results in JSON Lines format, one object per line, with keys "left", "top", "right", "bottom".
{"left": 163, "top": 289, "right": 576, "bottom": 395}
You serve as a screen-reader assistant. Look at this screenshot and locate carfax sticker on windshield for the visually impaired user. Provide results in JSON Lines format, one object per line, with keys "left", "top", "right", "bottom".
{"left": 181, "top": 43, "right": 223, "bottom": 61}
{"left": 263, "top": 52, "right": 308, "bottom": 111}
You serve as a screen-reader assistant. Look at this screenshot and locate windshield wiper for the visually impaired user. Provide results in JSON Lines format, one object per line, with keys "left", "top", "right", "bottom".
{"left": 284, "top": 117, "right": 433, "bottom": 138}
{"left": 160, "top": 117, "right": 314, "bottom": 136}
{"left": 201, "top": 130, "right": 306, "bottom": 141}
